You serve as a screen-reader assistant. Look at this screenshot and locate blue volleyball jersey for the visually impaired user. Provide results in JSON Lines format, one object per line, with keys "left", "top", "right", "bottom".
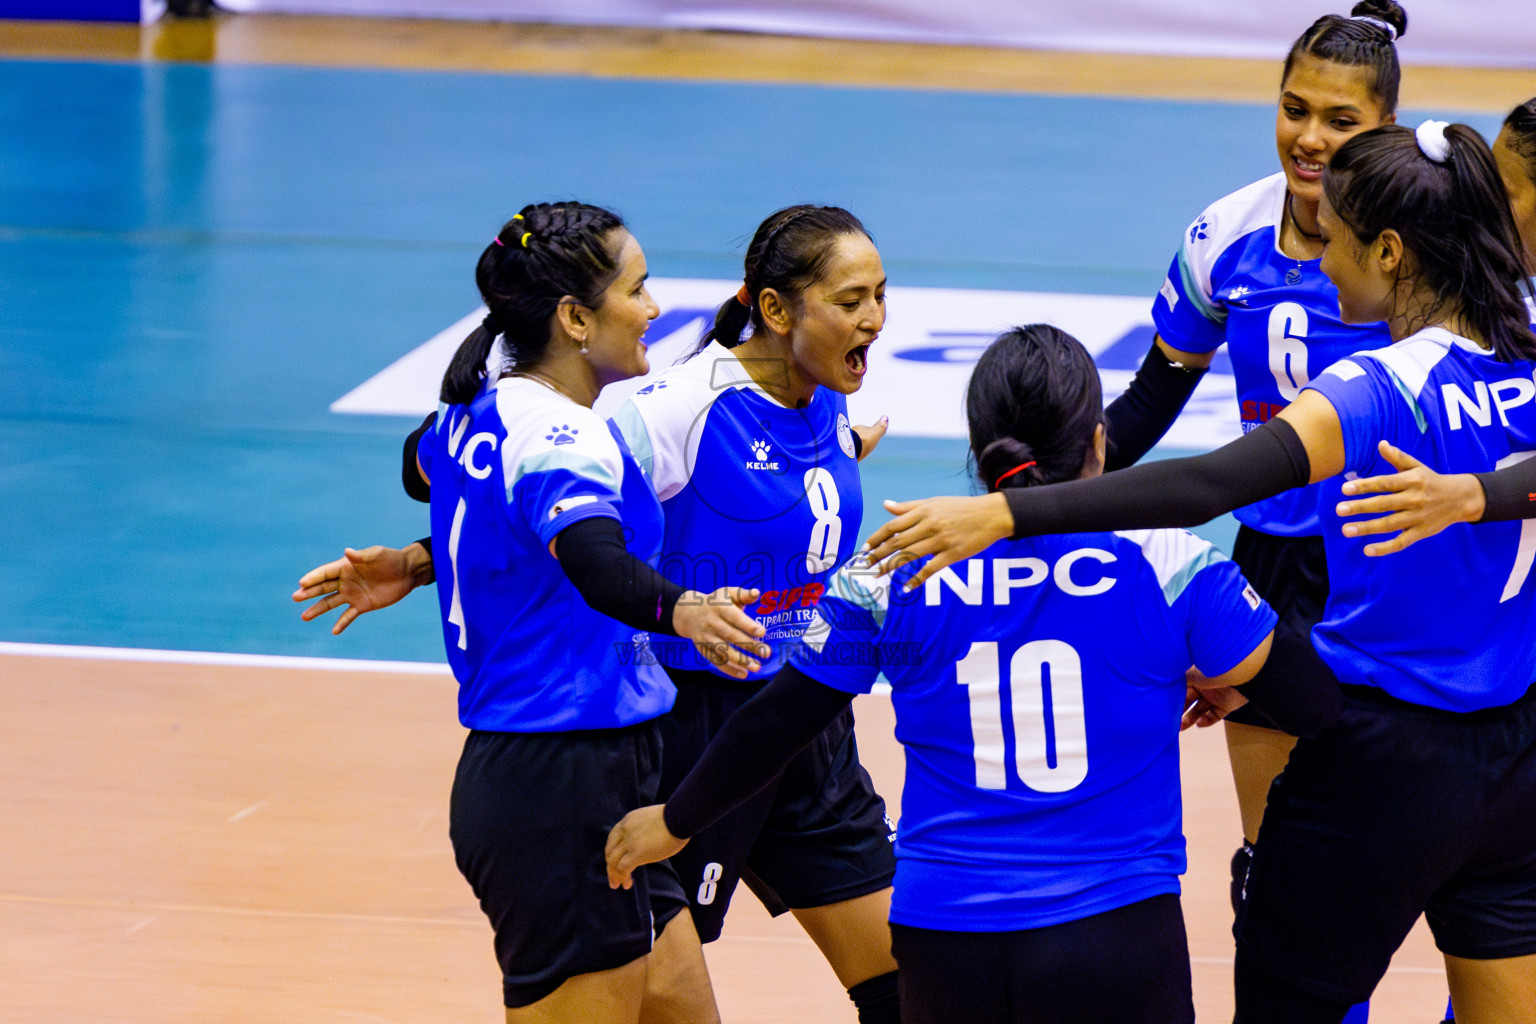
{"left": 791, "top": 530, "right": 1275, "bottom": 932}
{"left": 611, "top": 341, "right": 864, "bottom": 683}
{"left": 1307, "top": 328, "right": 1536, "bottom": 711}
{"left": 1153, "top": 173, "right": 1392, "bottom": 536}
{"left": 417, "top": 376, "right": 675, "bottom": 732}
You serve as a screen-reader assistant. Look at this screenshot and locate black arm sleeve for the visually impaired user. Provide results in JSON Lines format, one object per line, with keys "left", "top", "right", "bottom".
{"left": 1102, "top": 343, "right": 1209, "bottom": 471}
{"left": 1006, "top": 417, "right": 1311, "bottom": 541}
{"left": 414, "top": 536, "right": 432, "bottom": 560}
{"left": 402, "top": 412, "right": 435, "bottom": 503}
{"left": 553, "top": 516, "right": 688, "bottom": 636}
{"left": 1476, "top": 456, "right": 1536, "bottom": 522}
{"left": 663, "top": 665, "right": 854, "bottom": 839}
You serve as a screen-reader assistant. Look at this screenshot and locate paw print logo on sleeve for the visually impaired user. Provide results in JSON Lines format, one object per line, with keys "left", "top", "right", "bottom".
{"left": 1189, "top": 217, "right": 1210, "bottom": 244}
{"left": 546, "top": 424, "right": 579, "bottom": 446}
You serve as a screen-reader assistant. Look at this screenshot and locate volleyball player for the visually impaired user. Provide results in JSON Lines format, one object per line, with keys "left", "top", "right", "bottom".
{"left": 864, "top": 18, "right": 1414, "bottom": 998}
{"left": 872, "top": 122, "right": 1536, "bottom": 1022}
{"left": 301, "top": 206, "right": 903, "bottom": 1024}
{"left": 605, "top": 323, "right": 1279, "bottom": 1024}
{"left": 1321, "top": 97, "right": 1536, "bottom": 554}
{"left": 600, "top": 205, "right": 902, "bottom": 1023}
{"left": 342, "top": 202, "right": 775, "bottom": 1024}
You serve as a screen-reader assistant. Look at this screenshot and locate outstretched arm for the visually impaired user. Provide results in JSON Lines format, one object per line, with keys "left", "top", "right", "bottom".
{"left": 605, "top": 665, "right": 852, "bottom": 889}
{"left": 865, "top": 406, "right": 1328, "bottom": 590}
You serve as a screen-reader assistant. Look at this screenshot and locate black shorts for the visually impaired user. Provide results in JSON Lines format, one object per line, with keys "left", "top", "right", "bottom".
{"left": 657, "top": 668, "right": 897, "bottom": 943}
{"left": 889, "top": 894, "right": 1194, "bottom": 1024}
{"left": 1235, "top": 682, "right": 1536, "bottom": 1007}
{"left": 1226, "top": 525, "right": 1337, "bottom": 732}
{"left": 449, "top": 722, "right": 689, "bottom": 1008}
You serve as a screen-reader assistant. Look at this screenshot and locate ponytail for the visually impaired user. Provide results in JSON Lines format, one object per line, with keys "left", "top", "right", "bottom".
{"left": 440, "top": 320, "right": 502, "bottom": 405}
{"left": 1325, "top": 123, "right": 1536, "bottom": 362}
{"left": 699, "top": 294, "right": 753, "bottom": 352}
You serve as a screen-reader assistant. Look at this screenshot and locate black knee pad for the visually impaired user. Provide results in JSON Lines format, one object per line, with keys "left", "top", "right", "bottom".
{"left": 847, "top": 970, "right": 900, "bottom": 1024}
{"left": 1230, "top": 840, "right": 1255, "bottom": 916}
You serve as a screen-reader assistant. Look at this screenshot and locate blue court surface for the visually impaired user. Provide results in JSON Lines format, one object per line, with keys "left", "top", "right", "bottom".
{"left": 0, "top": 58, "right": 1503, "bottom": 663}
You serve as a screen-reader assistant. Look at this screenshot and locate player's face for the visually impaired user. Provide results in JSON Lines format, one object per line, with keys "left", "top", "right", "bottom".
{"left": 1316, "top": 195, "right": 1393, "bottom": 325}
{"left": 1494, "top": 127, "right": 1536, "bottom": 275}
{"left": 584, "top": 230, "right": 660, "bottom": 387}
{"left": 784, "top": 233, "right": 886, "bottom": 395}
{"left": 1276, "top": 56, "right": 1390, "bottom": 207}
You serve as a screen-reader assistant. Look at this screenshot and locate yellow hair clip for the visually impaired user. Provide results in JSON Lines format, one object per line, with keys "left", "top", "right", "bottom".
{"left": 520, "top": 232, "right": 532, "bottom": 247}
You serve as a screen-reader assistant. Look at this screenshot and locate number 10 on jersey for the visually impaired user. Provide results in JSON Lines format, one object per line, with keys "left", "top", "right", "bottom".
{"left": 955, "top": 640, "right": 1089, "bottom": 793}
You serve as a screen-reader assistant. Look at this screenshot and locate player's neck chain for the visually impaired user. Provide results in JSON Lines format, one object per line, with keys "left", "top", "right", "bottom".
{"left": 508, "top": 370, "right": 578, "bottom": 403}
{"left": 1286, "top": 192, "right": 1323, "bottom": 242}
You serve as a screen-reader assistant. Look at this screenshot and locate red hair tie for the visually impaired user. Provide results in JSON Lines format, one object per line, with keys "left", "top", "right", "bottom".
{"left": 992, "top": 461, "right": 1036, "bottom": 489}
{"left": 736, "top": 284, "right": 752, "bottom": 307}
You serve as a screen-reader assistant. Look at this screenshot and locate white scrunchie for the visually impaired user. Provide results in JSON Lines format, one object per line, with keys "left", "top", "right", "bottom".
{"left": 1349, "top": 14, "right": 1398, "bottom": 40}
{"left": 1416, "top": 120, "right": 1452, "bottom": 163}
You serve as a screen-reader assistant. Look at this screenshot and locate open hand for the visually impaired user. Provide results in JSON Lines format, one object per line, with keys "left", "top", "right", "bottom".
{"left": 853, "top": 416, "right": 889, "bottom": 462}
{"left": 1336, "top": 441, "right": 1484, "bottom": 556}
{"left": 861, "top": 493, "right": 1013, "bottom": 589}
{"left": 292, "top": 543, "right": 432, "bottom": 635}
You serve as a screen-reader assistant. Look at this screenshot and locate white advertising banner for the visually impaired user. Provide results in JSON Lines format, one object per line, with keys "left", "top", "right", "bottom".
{"left": 333, "top": 277, "right": 1242, "bottom": 450}
{"left": 228, "top": 0, "right": 1536, "bottom": 69}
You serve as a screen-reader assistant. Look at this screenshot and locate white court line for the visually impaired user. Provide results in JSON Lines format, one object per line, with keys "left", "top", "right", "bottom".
{"left": 0, "top": 892, "right": 478, "bottom": 929}
{"left": 228, "top": 801, "right": 270, "bottom": 823}
{"left": 0, "top": 640, "right": 895, "bottom": 695}
{"left": 713, "top": 943, "right": 1446, "bottom": 978}
{"left": 1190, "top": 956, "right": 1443, "bottom": 976}
{"left": 0, "top": 641, "right": 450, "bottom": 675}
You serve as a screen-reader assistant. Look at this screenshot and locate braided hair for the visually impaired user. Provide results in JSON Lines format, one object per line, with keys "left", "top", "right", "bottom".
{"left": 967, "top": 325, "right": 1105, "bottom": 493}
{"left": 1283, "top": 0, "right": 1409, "bottom": 114}
{"left": 691, "top": 205, "right": 870, "bottom": 357}
{"left": 1506, "top": 98, "right": 1536, "bottom": 171}
{"left": 440, "top": 202, "right": 626, "bottom": 404}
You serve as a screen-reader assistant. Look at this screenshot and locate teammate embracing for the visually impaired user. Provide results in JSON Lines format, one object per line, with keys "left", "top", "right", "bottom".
{"left": 606, "top": 323, "right": 1278, "bottom": 1024}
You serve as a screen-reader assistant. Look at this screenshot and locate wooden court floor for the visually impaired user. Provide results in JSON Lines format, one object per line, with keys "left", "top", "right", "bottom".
{"left": 1, "top": 14, "right": 1531, "bottom": 111}
{"left": 0, "top": 650, "right": 1447, "bottom": 1022}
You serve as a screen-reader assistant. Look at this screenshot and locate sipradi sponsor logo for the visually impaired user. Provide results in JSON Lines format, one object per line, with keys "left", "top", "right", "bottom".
{"left": 331, "top": 278, "right": 1242, "bottom": 451}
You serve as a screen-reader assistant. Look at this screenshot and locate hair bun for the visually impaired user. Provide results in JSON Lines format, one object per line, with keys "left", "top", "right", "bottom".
{"left": 1349, "top": 0, "right": 1407, "bottom": 40}
{"left": 978, "top": 437, "right": 1040, "bottom": 491}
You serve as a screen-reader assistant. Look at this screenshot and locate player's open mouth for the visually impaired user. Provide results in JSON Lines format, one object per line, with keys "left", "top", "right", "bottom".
{"left": 846, "top": 344, "right": 870, "bottom": 375}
